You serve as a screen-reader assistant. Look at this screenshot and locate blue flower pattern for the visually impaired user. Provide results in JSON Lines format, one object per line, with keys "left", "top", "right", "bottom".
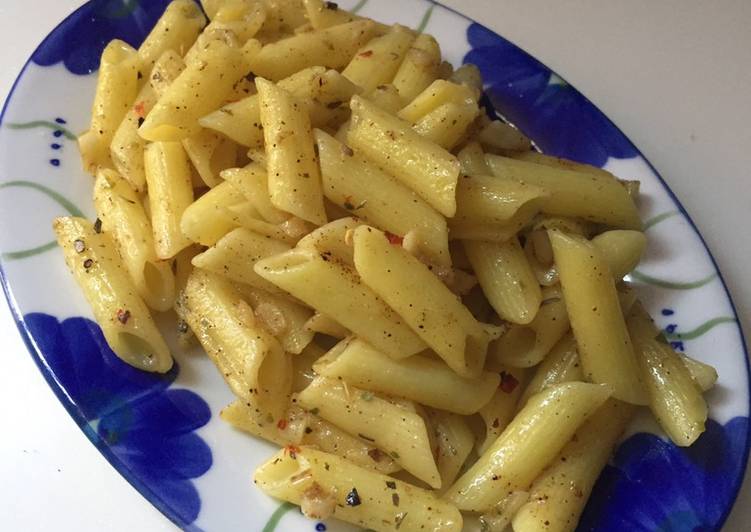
{"left": 24, "top": 313, "right": 211, "bottom": 528}
{"left": 464, "top": 23, "right": 638, "bottom": 167}
{"left": 32, "top": 0, "right": 172, "bottom": 75}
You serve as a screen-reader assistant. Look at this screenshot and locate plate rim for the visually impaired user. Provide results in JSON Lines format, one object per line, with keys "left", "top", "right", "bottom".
{"left": 0, "top": 0, "right": 748, "bottom": 530}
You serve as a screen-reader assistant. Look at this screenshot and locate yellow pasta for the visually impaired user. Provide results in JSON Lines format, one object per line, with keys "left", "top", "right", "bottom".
{"left": 257, "top": 77, "right": 327, "bottom": 225}
{"left": 314, "top": 337, "right": 500, "bottom": 414}
{"left": 428, "top": 409, "right": 475, "bottom": 490}
{"left": 476, "top": 365, "right": 527, "bottom": 454}
{"left": 53, "top": 217, "right": 172, "bottom": 373}
{"left": 347, "top": 96, "right": 461, "bottom": 217}
{"left": 180, "top": 180, "right": 245, "bottom": 245}
{"left": 79, "top": 40, "right": 140, "bottom": 173}
{"left": 303, "top": 312, "right": 349, "bottom": 339}
{"left": 392, "top": 33, "right": 442, "bottom": 103}
{"left": 476, "top": 120, "right": 532, "bottom": 153}
{"left": 297, "top": 376, "right": 441, "bottom": 487}
{"left": 444, "top": 382, "right": 612, "bottom": 512}
{"left": 255, "top": 447, "right": 462, "bottom": 530}
{"left": 137, "top": 0, "right": 206, "bottom": 70}
{"left": 591, "top": 229, "right": 647, "bottom": 279}
{"left": 550, "top": 230, "right": 646, "bottom": 405}
{"left": 341, "top": 25, "right": 414, "bottom": 92}
{"left": 352, "top": 225, "right": 489, "bottom": 378}
{"left": 398, "top": 79, "right": 476, "bottom": 123}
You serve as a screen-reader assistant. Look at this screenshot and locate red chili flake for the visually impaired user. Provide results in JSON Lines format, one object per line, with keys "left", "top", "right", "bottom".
{"left": 277, "top": 418, "right": 288, "bottom": 430}
{"left": 284, "top": 444, "right": 301, "bottom": 459}
{"left": 116, "top": 309, "right": 131, "bottom": 324}
{"left": 385, "top": 231, "right": 403, "bottom": 246}
{"left": 133, "top": 101, "right": 146, "bottom": 118}
{"left": 358, "top": 50, "right": 374, "bottom": 58}
{"left": 499, "top": 371, "right": 519, "bottom": 393}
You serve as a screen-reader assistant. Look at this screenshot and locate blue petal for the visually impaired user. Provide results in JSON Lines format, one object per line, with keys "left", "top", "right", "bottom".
{"left": 24, "top": 313, "right": 176, "bottom": 420}
{"left": 578, "top": 417, "right": 749, "bottom": 531}
{"left": 463, "top": 22, "right": 639, "bottom": 167}
{"left": 32, "top": 0, "right": 173, "bottom": 75}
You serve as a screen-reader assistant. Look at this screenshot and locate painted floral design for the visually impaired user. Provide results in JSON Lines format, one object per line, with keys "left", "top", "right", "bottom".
{"left": 32, "top": 0, "right": 171, "bottom": 75}
{"left": 578, "top": 417, "right": 749, "bottom": 531}
{"left": 23, "top": 312, "right": 212, "bottom": 527}
{"left": 464, "top": 23, "right": 638, "bottom": 167}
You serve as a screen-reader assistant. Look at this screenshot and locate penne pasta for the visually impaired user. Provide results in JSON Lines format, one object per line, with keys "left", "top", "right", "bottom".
{"left": 254, "top": 248, "right": 427, "bottom": 358}
{"left": 464, "top": 237, "right": 542, "bottom": 325}
{"left": 341, "top": 25, "right": 414, "bottom": 92}
{"left": 444, "top": 382, "right": 612, "bottom": 512}
{"left": 517, "top": 332, "right": 583, "bottom": 410}
{"left": 591, "top": 229, "right": 647, "bottom": 279}
{"left": 180, "top": 180, "right": 245, "bottom": 245}
{"left": 182, "top": 129, "right": 238, "bottom": 187}
{"left": 512, "top": 399, "right": 635, "bottom": 532}
{"left": 93, "top": 169, "right": 175, "bottom": 312}
{"left": 476, "top": 120, "right": 532, "bottom": 153}
{"left": 79, "top": 40, "right": 140, "bottom": 173}
{"left": 681, "top": 353, "right": 719, "bottom": 392}
{"left": 476, "top": 365, "right": 527, "bottom": 454}
{"left": 392, "top": 33, "right": 442, "bottom": 103}
{"left": 303, "top": 312, "right": 349, "bottom": 339}
{"left": 549, "top": 230, "right": 646, "bottom": 405}
{"left": 144, "top": 141, "right": 195, "bottom": 259}
{"left": 347, "top": 96, "right": 461, "bottom": 217}
{"left": 398, "top": 79, "right": 476, "bottom": 124}
{"left": 254, "top": 447, "right": 462, "bottom": 530}
{"left": 315, "top": 129, "right": 451, "bottom": 266}
{"left": 413, "top": 101, "right": 479, "bottom": 150}
{"left": 182, "top": 269, "right": 292, "bottom": 419}
{"left": 486, "top": 154, "right": 642, "bottom": 229}
{"left": 295, "top": 216, "right": 362, "bottom": 266}
{"left": 352, "top": 225, "right": 489, "bottom": 378}
{"left": 221, "top": 400, "right": 309, "bottom": 446}
{"left": 256, "top": 77, "right": 327, "bottom": 225}
{"left": 296, "top": 376, "right": 441, "bottom": 487}
{"left": 53, "top": 217, "right": 172, "bottom": 372}
{"left": 457, "top": 140, "right": 491, "bottom": 175}
{"left": 314, "top": 337, "right": 500, "bottom": 415}
{"left": 137, "top": 0, "right": 206, "bottom": 70}
{"left": 453, "top": 173, "right": 548, "bottom": 226}
{"left": 428, "top": 409, "right": 475, "bottom": 490}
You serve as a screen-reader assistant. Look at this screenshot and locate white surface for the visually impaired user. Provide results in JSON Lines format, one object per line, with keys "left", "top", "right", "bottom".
{"left": 0, "top": 1, "right": 748, "bottom": 530}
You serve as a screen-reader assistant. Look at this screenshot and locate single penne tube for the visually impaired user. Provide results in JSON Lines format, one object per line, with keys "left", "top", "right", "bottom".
{"left": 549, "top": 230, "right": 646, "bottom": 405}
{"left": 352, "top": 225, "right": 488, "bottom": 378}
{"left": 680, "top": 353, "right": 718, "bottom": 392}
{"left": 628, "top": 317, "right": 708, "bottom": 446}
{"left": 509, "top": 150, "right": 614, "bottom": 178}
{"left": 144, "top": 141, "right": 194, "bottom": 259}
{"left": 139, "top": 38, "right": 246, "bottom": 141}
{"left": 449, "top": 64, "right": 483, "bottom": 97}
{"left": 191, "top": 227, "right": 291, "bottom": 293}
{"left": 457, "top": 140, "right": 490, "bottom": 175}
{"left": 478, "top": 491, "right": 531, "bottom": 532}
{"left": 221, "top": 400, "right": 309, "bottom": 446}
{"left": 109, "top": 81, "right": 158, "bottom": 191}
{"left": 449, "top": 198, "right": 542, "bottom": 242}
{"left": 314, "top": 337, "right": 500, "bottom": 414}
{"left": 392, "top": 33, "right": 442, "bottom": 103}
{"left": 201, "top": 67, "right": 360, "bottom": 146}
{"left": 397, "top": 79, "right": 476, "bottom": 123}
{"left": 79, "top": 40, "right": 140, "bottom": 173}
{"left": 303, "top": 0, "right": 359, "bottom": 29}
{"left": 512, "top": 399, "right": 635, "bottom": 532}
{"left": 254, "top": 447, "right": 462, "bottom": 530}
{"left": 208, "top": 0, "right": 267, "bottom": 43}
{"left": 315, "top": 129, "right": 451, "bottom": 266}
{"left": 303, "top": 312, "right": 350, "bottom": 339}
{"left": 221, "top": 163, "right": 290, "bottom": 224}
{"left": 296, "top": 216, "right": 362, "bottom": 266}
{"left": 444, "top": 382, "right": 612, "bottom": 512}
{"left": 490, "top": 286, "right": 570, "bottom": 368}
{"left": 428, "top": 409, "right": 475, "bottom": 490}
{"left": 452, "top": 173, "right": 548, "bottom": 226}
{"left": 341, "top": 25, "right": 414, "bottom": 92}
{"left": 256, "top": 77, "right": 327, "bottom": 225}
{"left": 476, "top": 366, "right": 527, "bottom": 454}
{"left": 465, "top": 238, "right": 542, "bottom": 325}
{"left": 303, "top": 416, "right": 401, "bottom": 475}
{"left": 591, "top": 229, "right": 647, "bottom": 279}
{"left": 148, "top": 49, "right": 187, "bottom": 96}
{"left": 486, "top": 154, "right": 642, "bottom": 229}
{"left": 254, "top": 248, "right": 427, "bottom": 358}
{"left": 234, "top": 283, "right": 314, "bottom": 354}
{"left": 225, "top": 205, "right": 297, "bottom": 244}
{"left": 296, "top": 376, "right": 441, "bottom": 488}
{"left": 413, "top": 101, "right": 479, "bottom": 150}
{"left": 517, "top": 332, "right": 583, "bottom": 410}
{"left": 475, "top": 120, "right": 532, "bottom": 153}
{"left": 181, "top": 129, "right": 238, "bottom": 187}
{"left": 93, "top": 169, "right": 175, "bottom": 312}
{"left": 137, "top": 0, "right": 206, "bottom": 70}
{"left": 247, "top": 20, "right": 378, "bottom": 80}
{"left": 182, "top": 269, "right": 292, "bottom": 419}
{"left": 347, "top": 96, "right": 460, "bottom": 217}
{"left": 53, "top": 217, "right": 172, "bottom": 372}
{"left": 180, "top": 180, "right": 245, "bottom": 245}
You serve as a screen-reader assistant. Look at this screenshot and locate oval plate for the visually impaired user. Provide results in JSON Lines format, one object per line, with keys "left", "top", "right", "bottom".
{"left": 0, "top": 0, "right": 748, "bottom": 530}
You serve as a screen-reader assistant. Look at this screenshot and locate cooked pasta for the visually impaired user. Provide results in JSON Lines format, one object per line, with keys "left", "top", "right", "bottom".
{"left": 63, "top": 2, "right": 719, "bottom": 530}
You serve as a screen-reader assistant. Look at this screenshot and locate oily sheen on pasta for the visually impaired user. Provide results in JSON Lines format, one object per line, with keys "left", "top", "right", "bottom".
{"left": 57, "top": 1, "right": 718, "bottom": 530}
